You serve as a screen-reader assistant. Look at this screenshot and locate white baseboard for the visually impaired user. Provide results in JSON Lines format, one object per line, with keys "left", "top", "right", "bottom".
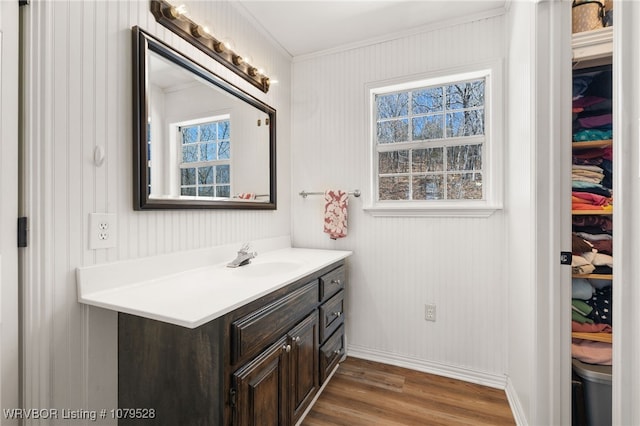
{"left": 297, "top": 345, "right": 525, "bottom": 425}
{"left": 347, "top": 345, "right": 527, "bottom": 423}
{"left": 347, "top": 344, "right": 508, "bottom": 390}
{"left": 505, "top": 376, "right": 528, "bottom": 426}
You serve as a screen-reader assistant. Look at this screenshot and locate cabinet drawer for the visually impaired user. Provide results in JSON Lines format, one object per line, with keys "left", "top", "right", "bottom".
{"left": 319, "top": 324, "right": 345, "bottom": 384}
{"left": 319, "top": 265, "right": 345, "bottom": 303}
{"left": 231, "top": 281, "right": 318, "bottom": 364}
{"left": 319, "top": 290, "right": 344, "bottom": 343}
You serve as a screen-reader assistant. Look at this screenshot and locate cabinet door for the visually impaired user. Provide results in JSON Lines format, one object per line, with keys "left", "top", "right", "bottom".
{"left": 233, "top": 336, "right": 290, "bottom": 426}
{"left": 289, "top": 311, "right": 319, "bottom": 424}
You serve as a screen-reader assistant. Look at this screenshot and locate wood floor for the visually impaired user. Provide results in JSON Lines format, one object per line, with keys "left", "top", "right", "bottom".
{"left": 302, "top": 357, "right": 515, "bottom": 426}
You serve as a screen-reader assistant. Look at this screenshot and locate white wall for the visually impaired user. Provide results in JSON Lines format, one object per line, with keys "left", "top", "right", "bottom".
{"left": 504, "top": 1, "right": 536, "bottom": 420}
{"left": 291, "top": 13, "right": 509, "bottom": 386}
{"left": 21, "top": 0, "right": 291, "bottom": 420}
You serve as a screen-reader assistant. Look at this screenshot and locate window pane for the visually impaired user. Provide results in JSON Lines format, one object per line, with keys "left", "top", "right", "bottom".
{"left": 181, "top": 187, "right": 196, "bottom": 196}
{"left": 446, "top": 144, "right": 482, "bottom": 171}
{"left": 412, "top": 87, "right": 443, "bottom": 114}
{"left": 217, "top": 185, "right": 231, "bottom": 198}
{"left": 182, "top": 145, "right": 198, "bottom": 163}
{"left": 199, "top": 185, "right": 214, "bottom": 197}
{"left": 412, "top": 115, "right": 444, "bottom": 140}
{"left": 181, "top": 168, "right": 196, "bottom": 185}
{"left": 412, "top": 148, "right": 444, "bottom": 172}
{"left": 379, "top": 150, "right": 409, "bottom": 174}
{"left": 373, "top": 73, "right": 489, "bottom": 204}
{"left": 182, "top": 127, "right": 198, "bottom": 144}
{"left": 198, "top": 166, "right": 213, "bottom": 185}
{"left": 378, "top": 176, "right": 409, "bottom": 200}
{"left": 218, "top": 121, "right": 230, "bottom": 139}
{"left": 376, "top": 93, "right": 409, "bottom": 119}
{"left": 446, "top": 110, "right": 484, "bottom": 137}
{"left": 200, "top": 123, "right": 216, "bottom": 141}
{"left": 200, "top": 142, "right": 217, "bottom": 161}
{"left": 447, "top": 173, "right": 483, "bottom": 199}
{"left": 218, "top": 141, "right": 230, "bottom": 159}
{"left": 216, "top": 165, "right": 230, "bottom": 183}
{"left": 412, "top": 175, "right": 444, "bottom": 200}
{"left": 446, "top": 80, "right": 485, "bottom": 110}
{"left": 377, "top": 119, "right": 409, "bottom": 144}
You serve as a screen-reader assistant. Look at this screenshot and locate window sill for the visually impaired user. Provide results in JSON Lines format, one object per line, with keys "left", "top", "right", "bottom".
{"left": 363, "top": 203, "right": 502, "bottom": 218}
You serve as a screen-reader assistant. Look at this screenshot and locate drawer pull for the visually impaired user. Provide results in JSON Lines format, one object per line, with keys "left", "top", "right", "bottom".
{"left": 332, "top": 311, "right": 342, "bottom": 318}
{"left": 282, "top": 344, "right": 291, "bottom": 353}
{"left": 333, "top": 349, "right": 342, "bottom": 355}
{"left": 330, "top": 279, "right": 342, "bottom": 286}
{"left": 293, "top": 336, "right": 301, "bottom": 344}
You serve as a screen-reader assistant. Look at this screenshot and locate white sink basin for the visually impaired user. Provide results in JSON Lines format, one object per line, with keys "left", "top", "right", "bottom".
{"left": 231, "top": 261, "right": 302, "bottom": 277}
{"left": 77, "top": 240, "right": 352, "bottom": 328}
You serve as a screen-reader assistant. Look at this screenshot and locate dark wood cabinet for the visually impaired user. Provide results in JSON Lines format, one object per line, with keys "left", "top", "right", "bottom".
{"left": 232, "top": 310, "right": 319, "bottom": 426}
{"left": 319, "top": 290, "right": 344, "bottom": 342}
{"left": 320, "top": 323, "right": 345, "bottom": 383}
{"left": 232, "top": 336, "right": 290, "bottom": 426}
{"left": 288, "top": 311, "right": 319, "bottom": 424}
{"left": 119, "top": 260, "right": 346, "bottom": 426}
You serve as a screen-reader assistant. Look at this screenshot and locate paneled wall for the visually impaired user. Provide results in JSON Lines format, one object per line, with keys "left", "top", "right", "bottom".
{"left": 21, "top": 0, "right": 291, "bottom": 420}
{"left": 291, "top": 14, "right": 508, "bottom": 384}
{"left": 504, "top": 1, "right": 536, "bottom": 421}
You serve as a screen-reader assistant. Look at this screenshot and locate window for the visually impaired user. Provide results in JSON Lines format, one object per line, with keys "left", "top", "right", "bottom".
{"left": 179, "top": 117, "right": 231, "bottom": 197}
{"left": 367, "top": 64, "right": 502, "bottom": 216}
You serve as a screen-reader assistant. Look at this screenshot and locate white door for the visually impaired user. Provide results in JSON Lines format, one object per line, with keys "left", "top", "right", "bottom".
{"left": 0, "top": 0, "right": 20, "bottom": 422}
{"left": 612, "top": 2, "right": 640, "bottom": 424}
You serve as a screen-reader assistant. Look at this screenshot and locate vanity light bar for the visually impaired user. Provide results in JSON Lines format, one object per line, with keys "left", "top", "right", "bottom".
{"left": 150, "top": 0, "right": 270, "bottom": 93}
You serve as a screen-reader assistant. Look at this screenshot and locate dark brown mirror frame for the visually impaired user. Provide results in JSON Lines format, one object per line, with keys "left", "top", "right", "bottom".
{"left": 132, "top": 26, "right": 277, "bottom": 210}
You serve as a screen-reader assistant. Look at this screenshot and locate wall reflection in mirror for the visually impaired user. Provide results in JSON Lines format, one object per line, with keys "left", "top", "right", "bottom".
{"left": 133, "top": 26, "right": 276, "bottom": 210}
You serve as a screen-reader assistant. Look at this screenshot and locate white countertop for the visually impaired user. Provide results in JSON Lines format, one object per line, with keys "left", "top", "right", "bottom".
{"left": 76, "top": 237, "right": 351, "bottom": 328}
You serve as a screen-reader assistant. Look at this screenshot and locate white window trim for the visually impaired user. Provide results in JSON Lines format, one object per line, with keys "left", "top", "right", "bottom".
{"left": 172, "top": 113, "right": 232, "bottom": 198}
{"left": 363, "top": 60, "right": 504, "bottom": 218}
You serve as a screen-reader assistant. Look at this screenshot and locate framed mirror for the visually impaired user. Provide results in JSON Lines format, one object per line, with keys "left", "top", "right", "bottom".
{"left": 132, "top": 26, "right": 276, "bottom": 210}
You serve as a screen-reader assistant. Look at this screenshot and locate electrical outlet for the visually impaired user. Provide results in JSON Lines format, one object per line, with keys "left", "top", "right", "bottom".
{"left": 89, "top": 213, "right": 117, "bottom": 249}
{"left": 425, "top": 304, "right": 436, "bottom": 322}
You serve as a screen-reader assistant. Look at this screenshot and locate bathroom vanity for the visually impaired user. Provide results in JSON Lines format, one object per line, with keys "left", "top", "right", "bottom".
{"left": 76, "top": 237, "right": 351, "bottom": 425}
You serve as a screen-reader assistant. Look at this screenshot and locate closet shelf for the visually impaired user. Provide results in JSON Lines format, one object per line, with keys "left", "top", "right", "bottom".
{"left": 571, "top": 139, "right": 612, "bottom": 150}
{"left": 572, "top": 332, "right": 612, "bottom": 344}
{"left": 572, "top": 273, "right": 613, "bottom": 280}
{"left": 572, "top": 26, "right": 613, "bottom": 68}
{"left": 572, "top": 209, "right": 613, "bottom": 215}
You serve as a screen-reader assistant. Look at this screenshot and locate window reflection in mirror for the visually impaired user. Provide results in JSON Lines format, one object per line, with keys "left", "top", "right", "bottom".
{"left": 133, "top": 26, "right": 276, "bottom": 210}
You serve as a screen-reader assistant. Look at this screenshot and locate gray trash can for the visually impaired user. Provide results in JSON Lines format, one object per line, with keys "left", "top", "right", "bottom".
{"left": 572, "top": 358, "right": 612, "bottom": 426}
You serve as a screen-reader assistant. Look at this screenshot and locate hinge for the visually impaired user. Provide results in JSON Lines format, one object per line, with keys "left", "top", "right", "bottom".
{"left": 17, "top": 217, "right": 27, "bottom": 248}
{"left": 560, "top": 251, "right": 572, "bottom": 265}
{"left": 229, "top": 388, "right": 237, "bottom": 408}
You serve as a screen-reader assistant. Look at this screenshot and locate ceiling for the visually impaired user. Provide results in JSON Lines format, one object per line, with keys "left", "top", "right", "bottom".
{"left": 236, "top": 1, "right": 508, "bottom": 57}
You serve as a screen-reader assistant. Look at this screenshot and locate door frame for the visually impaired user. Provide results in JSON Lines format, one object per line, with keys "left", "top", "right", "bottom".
{"left": 1, "top": 0, "right": 21, "bottom": 419}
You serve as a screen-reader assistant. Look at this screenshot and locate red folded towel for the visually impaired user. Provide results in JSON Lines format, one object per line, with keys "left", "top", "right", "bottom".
{"left": 324, "top": 190, "right": 348, "bottom": 239}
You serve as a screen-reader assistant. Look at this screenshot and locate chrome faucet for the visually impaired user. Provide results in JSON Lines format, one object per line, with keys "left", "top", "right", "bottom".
{"left": 226, "top": 243, "right": 257, "bottom": 268}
